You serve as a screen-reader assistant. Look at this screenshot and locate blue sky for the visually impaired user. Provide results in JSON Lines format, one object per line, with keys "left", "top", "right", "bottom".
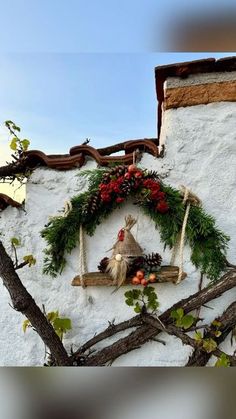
{"left": 0, "top": 52, "right": 233, "bottom": 154}
{"left": 0, "top": 1, "right": 235, "bottom": 52}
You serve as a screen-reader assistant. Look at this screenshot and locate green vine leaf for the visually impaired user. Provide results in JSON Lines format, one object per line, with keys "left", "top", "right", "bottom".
{"left": 22, "top": 310, "right": 72, "bottom": 342}
{"left": 22, "top": 319, "right": 31, "bottom": 333}
{"left": 10, "top": 137, "right": 18, "bottom": 150}
{"left": 171, "top": 308, "right": 195, "bottom": 329}
{"left": 212, "top": 320, "right": 222, "bottom": 328}
{"left": 194, "top": 331, "right": 203, "bottom": 343}
{"left": 11, "top": 237, "right": 21, "bottom": 246}
{"left": 23, "top": 255, "right": 36, "bottom": 267}
{"left": 215, "top": 353, "right": 230, "bottom": 367}
{"left": 181, "top": 315, "right": 195, "bottom": 330}
{"left": 46, "top": 311, "right": 59, "bottom": 322}
{"left": 202, "top": 338, "right": 217, "bottom": 353}
{"left": 21, "top": 139, "right": 30, "bottom": 151}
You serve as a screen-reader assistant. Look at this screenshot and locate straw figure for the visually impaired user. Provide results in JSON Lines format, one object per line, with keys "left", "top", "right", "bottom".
{"left": 106, "top": 215, "right": 143, "bottom": 288}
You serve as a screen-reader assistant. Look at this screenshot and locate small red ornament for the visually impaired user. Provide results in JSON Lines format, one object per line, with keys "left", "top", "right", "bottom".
{"left": 132, "top": 276, "right": 141, "bottom": 285}
{"left": 118, "top": 228, "right": 125, "bottom": 241}
{"left": 128, "top": 164, "right": 137, "bottom": 174}
{"left": 141, "top": 278, "right": 148, "bottom": 286}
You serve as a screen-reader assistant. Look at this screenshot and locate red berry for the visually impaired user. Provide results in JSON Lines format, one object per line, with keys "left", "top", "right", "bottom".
{"left": 101, "top": 193, "right": 111, "bottom": 202}
{"left": 124, "top": 172, "right": 132, "bottom": 180}
{"left": 134, "top": 170, "right": 143, "bottom": 179}
{"left": 116, "top": 197, "right": 125, "bottom": 203}
{"left": 156, "top": 200, "right": 169, "bottom": 213}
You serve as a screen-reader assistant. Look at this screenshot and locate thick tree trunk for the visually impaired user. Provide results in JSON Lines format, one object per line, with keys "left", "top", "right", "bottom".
{"left": 0, "top": 242, "right": 71, "bottom": 366}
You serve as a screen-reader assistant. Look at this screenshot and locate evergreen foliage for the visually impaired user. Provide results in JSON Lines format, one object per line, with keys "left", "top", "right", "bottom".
{"left": 41, "top": 167, "right": 229, "bottom": 281}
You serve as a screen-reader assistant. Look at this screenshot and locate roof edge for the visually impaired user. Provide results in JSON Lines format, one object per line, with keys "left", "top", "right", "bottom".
{"left": 0, "top": 193, "right": 22, "bottom": 211}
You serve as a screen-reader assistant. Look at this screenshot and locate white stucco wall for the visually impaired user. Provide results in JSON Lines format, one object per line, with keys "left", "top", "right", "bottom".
{"left": 0, "top": 100, "right": 235, "bottom": 366}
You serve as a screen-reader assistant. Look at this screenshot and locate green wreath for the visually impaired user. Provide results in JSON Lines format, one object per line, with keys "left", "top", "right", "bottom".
{"left": 41, "top": 165, "right": 229, "bottom": 281}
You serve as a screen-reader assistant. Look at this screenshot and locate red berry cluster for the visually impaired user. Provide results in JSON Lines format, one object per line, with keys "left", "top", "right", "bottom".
{"left": 98, "top": 165, "right": 169, "bottom": 213}
{"left": 142, "top": 179, "right": 169, "bottom": 213}
{"left": 99, "top": 175, "right": 125, "bottom": 203}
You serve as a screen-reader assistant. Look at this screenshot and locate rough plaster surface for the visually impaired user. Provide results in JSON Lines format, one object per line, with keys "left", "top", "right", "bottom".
{"left": 0, "top": 101, "right": 236, "bottom": 366}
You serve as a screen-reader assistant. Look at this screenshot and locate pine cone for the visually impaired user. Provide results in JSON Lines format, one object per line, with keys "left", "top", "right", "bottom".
{"left": 98, "top": 257, "right": 109, "bottom": 273}
{"left": 143, "top": 252, "right": 162, "bottom": 268}
{"left": 129, "top": 253, "right": 162, "bottom": 274}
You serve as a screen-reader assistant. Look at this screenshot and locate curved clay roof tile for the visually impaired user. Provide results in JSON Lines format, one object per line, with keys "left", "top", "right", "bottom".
{"left": 0, "top": 193, "right": 22, "bottom": 211}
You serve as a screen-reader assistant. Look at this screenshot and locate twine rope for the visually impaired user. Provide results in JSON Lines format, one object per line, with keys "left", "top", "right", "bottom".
{"left": 63, "top": 201, "right": 88, "bottom": 289}
{"left": 79, "top": 224, "right": 87, "bottom": 288}
{"left": 170, "top": 187, "right": 191, "bottom": 284}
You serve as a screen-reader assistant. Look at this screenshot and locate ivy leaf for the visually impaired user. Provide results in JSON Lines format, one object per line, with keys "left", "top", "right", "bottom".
{"left": 215, "top": 353, "right": 230, "bottom": 367}
{"left": 21, "top": 139, "right": 30, "bottom": 151}
{"left": 22, "top": 319, "right": 31, "bottom": 333}
{"left": 181, "top": 315, "right": 195, "bottom": 330}
{"left": 11, "top": 237, "right": 21, "bottom": 246}
{"left": 23, "top": 255, "right": 36, "bottom": 267}
{"left": 10, "top": 137, "right": 18, "bottom": 150}
{"left": 202, "top": 338, "right": 217, "bottom": 353}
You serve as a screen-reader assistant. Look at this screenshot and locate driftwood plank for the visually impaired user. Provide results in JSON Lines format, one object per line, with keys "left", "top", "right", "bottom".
{"left": 71, "top": 266, "right": 187, "bottom": 286}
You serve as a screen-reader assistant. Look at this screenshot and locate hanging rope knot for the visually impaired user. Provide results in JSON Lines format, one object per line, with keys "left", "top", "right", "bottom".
{"left": 179, "top": 185, "right": 202, "bottom": 206}
{"left": 63, "top": 200, "right": 73, "bottom": 217}
{"left": 171, "top": 186, "right": 201, "bottom": 284}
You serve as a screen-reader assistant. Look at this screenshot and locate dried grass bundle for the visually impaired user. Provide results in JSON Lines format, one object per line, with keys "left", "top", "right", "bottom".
{"left": 106, "top": 254, "right": 129, "bottom": 288}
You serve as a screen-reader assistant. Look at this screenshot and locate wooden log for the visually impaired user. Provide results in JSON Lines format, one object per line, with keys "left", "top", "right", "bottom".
{"left": 71, "top": 266, "right": 187, "bottom": 286}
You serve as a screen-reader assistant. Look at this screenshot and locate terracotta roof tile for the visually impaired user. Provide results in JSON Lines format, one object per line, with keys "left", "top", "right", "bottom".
{"left": 24, "top": 138, "right": 159, "bottom": 171}
{"left": 0, "top": 193, "right": 22, "bottom": 211}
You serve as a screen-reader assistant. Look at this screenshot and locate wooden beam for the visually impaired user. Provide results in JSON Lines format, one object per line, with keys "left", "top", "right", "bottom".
{"left": 71, "top": 266, "right": 187, "bottom": 286}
